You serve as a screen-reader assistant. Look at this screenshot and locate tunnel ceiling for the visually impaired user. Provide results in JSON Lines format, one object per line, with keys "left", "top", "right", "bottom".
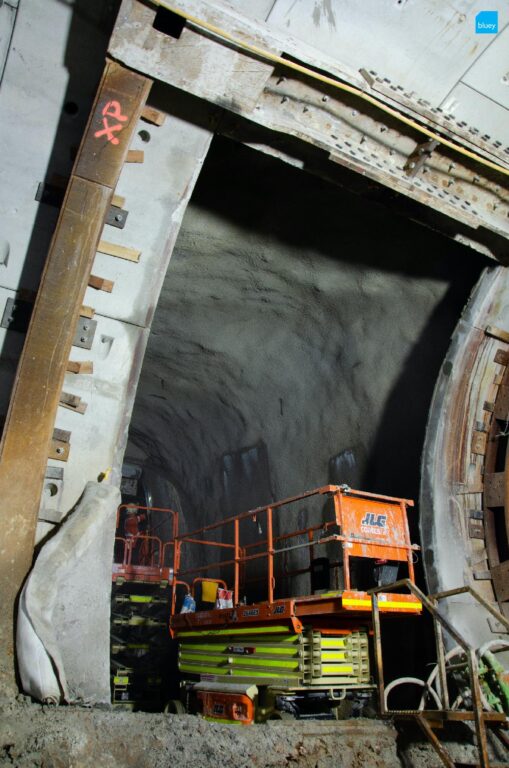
{"left": 126, "top": 136, "right": 487, "bottom": 526}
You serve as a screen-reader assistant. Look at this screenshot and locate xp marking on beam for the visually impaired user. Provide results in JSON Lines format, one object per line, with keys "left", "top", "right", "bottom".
{"left": 94, "top": 100, "right": 129, "bottom": 145}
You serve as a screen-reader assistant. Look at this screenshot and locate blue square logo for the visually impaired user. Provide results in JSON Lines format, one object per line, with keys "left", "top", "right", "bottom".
{"left": 475, "top": 10, "right": 498, "bottom": 33}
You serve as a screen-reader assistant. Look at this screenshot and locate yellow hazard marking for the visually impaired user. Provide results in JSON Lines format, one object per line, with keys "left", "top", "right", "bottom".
{"left": 179, "top": 663, "right": 299, "bottom": 679}
{"left": 321, "top": 652, "right": 346, "bottom": 661}
{"left": 178, "top": 625, "right": 292, "bottom": 638}
{"left": 322, "top": 665, "right": 354, "bottom": 675}
{"left": 342, "top": 597, "right": 421, "bottom": 611}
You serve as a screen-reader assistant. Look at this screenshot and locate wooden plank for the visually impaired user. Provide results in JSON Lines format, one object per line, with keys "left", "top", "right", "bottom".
{"left": 111, "top": 194, "right": 126, "bottom": 208}
{"left": 66, "top": 360, "right": 93, "bottom": 375}
{"left": 494, "top": 349, "right": 509, "bottom": 366}
{"left": 59, "top": 392, "right": 87, "bottom": 415}
{"left": 80, "top": 305, "right": 95, "bottom": 318}
{"left": 97, "top": 239, "right": 140, "bottom": 263}
{"left": 126, "top": 149, "right": 144, "bottom": 163}
{"left": 492, "top": 560, "right": 509, "bottom": 603}
{"left": 59, "top": 392, "right": 81, "bottom": 408}
{"left": 484, "top": 472, "right": 505, "bottom": 507}
{"left": 472, "top": 430, "right": 488, "bottom": 456}
{"left": 0, "top": 60, "right": 151, "bottom": 693}
{"left": 486, "top": 325, "right": 509, "bottom": 344}
{"left": 141, "top": 105, "right": 166, "bottom": 126}
{"left": 53, "top": 428, "right": 71, "bottom": 443}
{"left": 88, "top": 274, "right": 114, "bottom": 293}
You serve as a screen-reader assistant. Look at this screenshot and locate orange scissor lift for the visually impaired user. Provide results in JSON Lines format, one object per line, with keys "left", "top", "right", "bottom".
{"left": 169, "top": 484, "right": 422, "bottom": 723}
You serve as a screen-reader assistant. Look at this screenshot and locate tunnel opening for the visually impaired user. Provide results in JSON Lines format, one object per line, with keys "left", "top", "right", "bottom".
{"left": 116, "top": 134, "right": 487, "bottom": 712}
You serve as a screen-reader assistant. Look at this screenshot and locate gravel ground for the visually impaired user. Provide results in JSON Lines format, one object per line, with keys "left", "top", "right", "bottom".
{"left": 0, "top": 697, "right": 401, "bottom": 768}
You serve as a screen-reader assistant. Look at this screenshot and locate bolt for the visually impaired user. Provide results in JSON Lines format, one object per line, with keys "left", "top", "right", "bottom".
{"left": 322, "top": 95, "right": 328, "bottom": 102}
{"left": 80, "top": 336, "right": 86, "bottom": 343}
{"left": 115, "top": 214, "right": 123, "bottom": 222}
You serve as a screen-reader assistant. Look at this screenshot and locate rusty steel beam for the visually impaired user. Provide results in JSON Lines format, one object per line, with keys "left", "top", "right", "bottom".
{"left": 0, "top": 60, "right": 151, "bottom": 694}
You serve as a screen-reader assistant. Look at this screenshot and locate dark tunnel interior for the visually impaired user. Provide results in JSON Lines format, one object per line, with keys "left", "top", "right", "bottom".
{"left": 126, "top": 134, "right": 487, "bottom": 532}
{"left": 118, "top": 135, "right": 490, "bottom": 710}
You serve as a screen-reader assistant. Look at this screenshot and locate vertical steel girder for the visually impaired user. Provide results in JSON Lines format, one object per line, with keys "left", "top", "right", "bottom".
{"left": 0, "top": 60, "right": 151, "bottom": 693}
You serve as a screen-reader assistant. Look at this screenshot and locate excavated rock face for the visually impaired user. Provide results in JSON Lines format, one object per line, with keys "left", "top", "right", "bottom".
{"left": 127, "top": 137, "right": 485, "bottom": 533}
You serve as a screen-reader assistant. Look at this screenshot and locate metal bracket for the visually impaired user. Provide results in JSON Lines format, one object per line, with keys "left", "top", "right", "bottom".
{"left": 1, "top": 297, "right": 33, "bottom": 333}
{"left": 36, "top": 187, "right": 129, "bottom": 229}
{"left": 105, "top": 205, "right": 129, "bottom": 229}
{"left": 73, "top": 316, "right": 97, "bottom": 349}
{"left": 38, "top": 466, "right": 65, "bottom": 523}
{"left": 49, "top": 428, "right": 71, "bottom": 462}
{"left": 405, "top": 139, "right": 439, "bottom": 177}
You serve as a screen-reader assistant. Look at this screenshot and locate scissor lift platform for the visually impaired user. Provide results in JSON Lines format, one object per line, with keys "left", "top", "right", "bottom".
{"left": 168, "top": 485, "right": 421, "bottom": 722}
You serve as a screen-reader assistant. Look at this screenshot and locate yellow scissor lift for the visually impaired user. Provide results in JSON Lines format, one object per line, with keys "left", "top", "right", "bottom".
{"left": 169, "top": 485, "right": 421, "bottom": 722}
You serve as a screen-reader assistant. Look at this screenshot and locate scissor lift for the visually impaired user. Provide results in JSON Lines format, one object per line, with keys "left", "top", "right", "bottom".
{"left": 169, "top": 484, "right": 422, "bottom": 722}
{"left": 111, "top": 504, "right": 178, "bottom": 709}
{"left": 110, "top": 485, "right": 509, "bottom": 764}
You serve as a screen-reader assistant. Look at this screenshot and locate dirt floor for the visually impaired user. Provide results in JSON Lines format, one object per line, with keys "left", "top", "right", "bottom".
{"left": 0, "top": 696, "right": 400, "bottom": 768}
{"left": 3, "top": 696, "right": 509, "bottom": 768}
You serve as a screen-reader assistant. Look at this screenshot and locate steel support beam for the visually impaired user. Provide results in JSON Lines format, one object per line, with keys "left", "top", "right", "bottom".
{"left": 0, "top": 60, "right": 151, "bottom": 694}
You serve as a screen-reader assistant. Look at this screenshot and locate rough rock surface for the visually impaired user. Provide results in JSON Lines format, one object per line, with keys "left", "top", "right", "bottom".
{"left": 127, "top": 136, "right": 485, "bottom": 540}
{"left": 0, "top": 698, "right": 400, "bottom": 768}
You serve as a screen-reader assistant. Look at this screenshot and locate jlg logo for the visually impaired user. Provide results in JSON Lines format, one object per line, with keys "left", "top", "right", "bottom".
{"left": 360, "top": 512, "right": 388, "bottom": 536}
{"left": 360, "top": 513, "right": 387, "bottom": 528}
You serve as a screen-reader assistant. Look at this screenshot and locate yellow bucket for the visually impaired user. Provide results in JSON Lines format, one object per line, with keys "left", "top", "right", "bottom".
{"left": 201, "top": 581, "right": 219, "bottom": 603}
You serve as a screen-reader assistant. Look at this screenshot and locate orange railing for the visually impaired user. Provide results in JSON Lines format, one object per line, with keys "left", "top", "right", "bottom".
{"left": 114, "top": 534, "right": 162, "bottom": 567}
{"left": 113, "top": 504, "right": 179, "bottom": 581}
{"left": 171, "top": 485, "right": 418, "bottom": 614}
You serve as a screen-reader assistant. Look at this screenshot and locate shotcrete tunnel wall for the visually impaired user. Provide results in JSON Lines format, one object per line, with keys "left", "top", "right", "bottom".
{"left": 126, "top": 136, "right": 486, "bottom": 546}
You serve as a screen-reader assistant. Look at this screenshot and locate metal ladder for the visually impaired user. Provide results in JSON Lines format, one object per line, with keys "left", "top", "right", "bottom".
{"left": 370, "top": 579, "right": 509, "bottom": 768}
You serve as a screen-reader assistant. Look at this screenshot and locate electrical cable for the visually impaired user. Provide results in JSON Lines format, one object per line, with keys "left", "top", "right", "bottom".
{"left": 418, "top": 646, "right": 463, "bottom": 710}
{"left": 153, "top": 1, "right": 509, "bottom": 179}
{"left": 384, "top": 676, "right": 443, "bottom": 711}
